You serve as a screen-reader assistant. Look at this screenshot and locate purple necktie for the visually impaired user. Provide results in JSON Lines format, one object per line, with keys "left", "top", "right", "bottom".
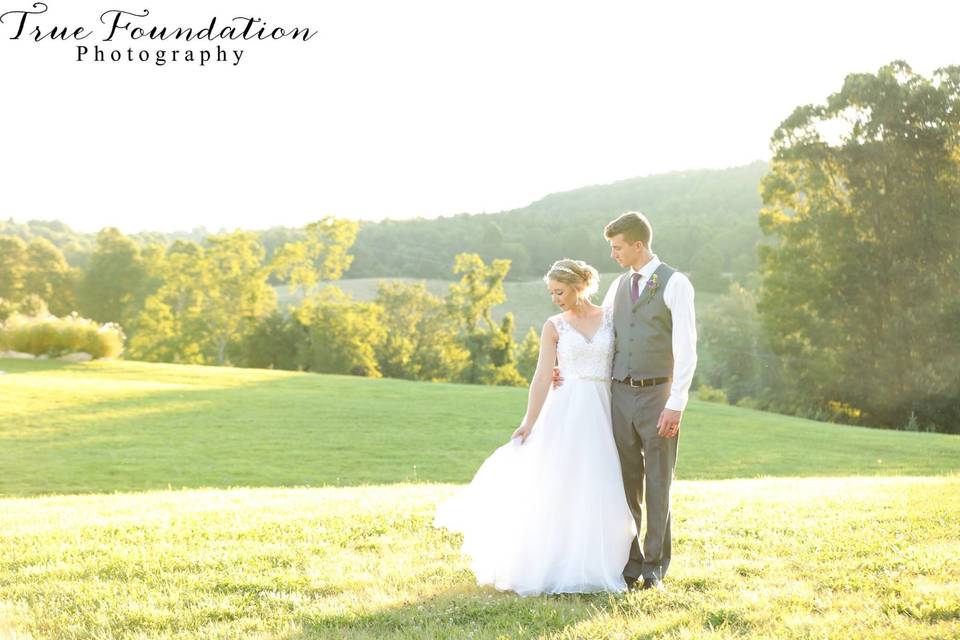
{"left": 630, "top": 272, "right": 641, "bottom": 303}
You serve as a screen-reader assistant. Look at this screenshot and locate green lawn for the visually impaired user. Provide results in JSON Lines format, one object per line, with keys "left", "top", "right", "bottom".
{"left": 3, "top": 359, "right": 959, "bottom": 639}
{"left": 2, "top": 359, "right": 958, "bottom": 497}
{"left": 1, "top": 478, "right": 957, "bottom": 639}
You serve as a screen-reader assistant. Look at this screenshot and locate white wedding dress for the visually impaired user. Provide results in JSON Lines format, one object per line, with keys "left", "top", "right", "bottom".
{"left": 435, "top": 305, "right": 636, "bottom": 596}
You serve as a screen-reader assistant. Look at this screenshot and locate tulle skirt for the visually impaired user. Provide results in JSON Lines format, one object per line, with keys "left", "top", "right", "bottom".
{"left": 435, "top": 379, "right": 636, "bottom": 596}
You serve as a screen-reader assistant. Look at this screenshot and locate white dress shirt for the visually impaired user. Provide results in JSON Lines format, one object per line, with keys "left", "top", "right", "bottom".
{"left": 602, "top": 255, "right": 698, "bottom": 412}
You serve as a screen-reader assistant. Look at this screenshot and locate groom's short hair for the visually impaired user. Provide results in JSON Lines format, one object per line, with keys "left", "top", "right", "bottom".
{"left": 604, "top": 211, "right": 652, "bottom": 248}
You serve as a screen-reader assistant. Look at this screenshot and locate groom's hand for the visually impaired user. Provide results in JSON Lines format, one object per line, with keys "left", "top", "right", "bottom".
{"left": 657, "top": 409, "right": 682, "bottom": 438}
{"left": 551, "top": 366, "right": 564, "bottom": 389}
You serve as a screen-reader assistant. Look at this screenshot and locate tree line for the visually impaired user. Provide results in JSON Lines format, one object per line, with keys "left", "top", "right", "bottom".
{"left": 1, "top": 161, "right": 768, "bottom": 294}
{"left": 696, "top": 62, "right": 960, "bottom": 434}
{"left": 0, "top": 220, "right": 534, "bottom": 387}
{"left": 2, "top": 61, "right": 957, "bottom": 433}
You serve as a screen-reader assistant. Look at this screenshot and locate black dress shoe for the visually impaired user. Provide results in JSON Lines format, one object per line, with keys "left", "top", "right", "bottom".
{"left": 641, "top": 577, "right": 664, "bottom": 590}
{"left": 624, "top": 576, "right": 640, "bottom": 591}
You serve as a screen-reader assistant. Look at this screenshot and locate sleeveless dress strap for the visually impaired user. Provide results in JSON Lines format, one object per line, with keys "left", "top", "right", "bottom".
{"left": 549, "top": 314, "right": 567, "bottom": 335}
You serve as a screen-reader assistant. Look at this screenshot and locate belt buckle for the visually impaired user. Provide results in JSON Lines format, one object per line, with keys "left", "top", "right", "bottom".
{"left": 629, "top": 377, "right": 645, "bottom": 388}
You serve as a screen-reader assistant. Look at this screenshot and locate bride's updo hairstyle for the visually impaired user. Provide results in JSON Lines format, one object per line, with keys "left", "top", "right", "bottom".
{"left": 543, "top": 259, "right": 600, "bottom": 300}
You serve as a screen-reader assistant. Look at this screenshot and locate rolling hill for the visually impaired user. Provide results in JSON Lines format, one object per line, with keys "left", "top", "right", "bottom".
{"left": 2, "top": 358, "right": 959, "bottom": 639}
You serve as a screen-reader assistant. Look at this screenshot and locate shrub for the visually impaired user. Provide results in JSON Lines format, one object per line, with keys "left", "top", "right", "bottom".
{"left": 735, "top": 396, "right": 763, "bottom": 410}
{"left": 697, "top": 384, "right": 728, "bottom": 404}
{"left": 235, "top": 310, "right": 305, "bottom": 370}
{"left": 913, "top": 394, "right": 960, "bottom": 435}
{"left": 0, "top": 313, "right": 125, "bottom": 359}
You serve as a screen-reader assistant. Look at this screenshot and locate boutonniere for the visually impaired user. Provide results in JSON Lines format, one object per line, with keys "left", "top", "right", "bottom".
{"left": 637, "top": 273, "right": 660, "bottom": 304}
{"left": 645, "top": 273, "right": 660, "bottom": 294}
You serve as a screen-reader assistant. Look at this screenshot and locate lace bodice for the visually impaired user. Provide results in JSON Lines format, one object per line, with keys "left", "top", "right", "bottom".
{"left": 549, "top": 306, "right": 614, "bottom": 381}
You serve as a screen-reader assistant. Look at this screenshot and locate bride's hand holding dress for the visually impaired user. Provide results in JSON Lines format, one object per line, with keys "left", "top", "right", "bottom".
{"left": 434, "top": 304, "right": 636, "bottom": 596}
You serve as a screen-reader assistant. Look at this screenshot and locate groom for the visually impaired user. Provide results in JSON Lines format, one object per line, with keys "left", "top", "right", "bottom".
{"left": 601, "top": 211, "right": 697, "bottom": 591}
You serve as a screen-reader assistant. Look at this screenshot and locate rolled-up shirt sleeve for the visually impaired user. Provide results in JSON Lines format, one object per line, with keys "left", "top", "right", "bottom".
{"left": 663, "top": 272, "right": 697, "bottom": 411}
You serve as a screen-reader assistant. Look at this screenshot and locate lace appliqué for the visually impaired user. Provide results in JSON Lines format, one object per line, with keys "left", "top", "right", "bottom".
{"left": 550, "top": 306, "right": 614, "bottom": 381}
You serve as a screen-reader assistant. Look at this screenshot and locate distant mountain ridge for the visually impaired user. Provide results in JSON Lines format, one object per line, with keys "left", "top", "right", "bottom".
{"left": 346, "top": 160, "right": 768, "bottom": 288}
{"left": 1, "top": 161, "right": 769, "bottom": 290}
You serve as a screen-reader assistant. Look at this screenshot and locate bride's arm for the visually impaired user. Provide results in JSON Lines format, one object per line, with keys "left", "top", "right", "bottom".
{"left": 512, "top": 319, "right": 559, "bottom": 442}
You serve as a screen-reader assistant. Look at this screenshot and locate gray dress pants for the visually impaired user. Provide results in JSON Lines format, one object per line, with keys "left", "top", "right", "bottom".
{"left": 611, "top": 380, "right": 677, "bottom": 582}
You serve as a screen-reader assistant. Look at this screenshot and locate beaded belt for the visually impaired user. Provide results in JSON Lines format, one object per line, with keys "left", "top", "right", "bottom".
{"left": 565, "top": 375, "right": 610, "bottom": 382}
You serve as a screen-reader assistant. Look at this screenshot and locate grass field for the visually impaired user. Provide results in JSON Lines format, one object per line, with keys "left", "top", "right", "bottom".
{"left": 2, "top": 359, "right": 959, "bottom": 639}
{"left": 2, "top": 479, "right": 958, "bottom": 639}
{"left": 3, "top": 359, "right": 958, "bottom": 497}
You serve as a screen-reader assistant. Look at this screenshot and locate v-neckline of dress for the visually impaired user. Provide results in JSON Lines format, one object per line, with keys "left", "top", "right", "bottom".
{"left": 562, "top": 313, "right": 605, "bottom": 344}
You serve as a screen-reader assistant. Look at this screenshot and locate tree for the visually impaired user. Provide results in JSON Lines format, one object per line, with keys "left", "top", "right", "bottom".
{"left": 516, "top": 326, "right": 541, "bottom": 382}
{"left": 0, "top": 235, "right": 27, "bottom": 302}
{"left": 204, "top": 231, "right": 277, "bottom": 364}
{"left": 374, "top": 281, "right": 468, "bottom": 381}
{"left": 447, "top": 253, "right": 510, "bottom": 333}
{"left": 688, "top": 244, "right": 727, "bottom": 292}
{"left": 23, "top": 237, "right": 78, "bottom": 316}
{"left": 758, "top": 61, "right": 960, "bottom": 429}
{"left": 79, "top": 228, "right": 147, "bottom": 327}
{"left": 295, "top": 286, "right": 386, "bottom": 376}
{"left": 128, "top": 234, "right": 277, "bottom": 365}
{"left": 237, "top": 310, "right": 305, "bottom": 370}
{"left": 0, "top": 294, "right": 48, "bottom": 322}
{"left": 271, "top": 217, "right": 359, "bottom": 295}
{"left": 699, "top": 283, "right": 782, "bottom": 406}
{"left": 486, "top": 313, "right": 527, "bottom": 386}
{"left": 127, "top": 241, "right": 210, "bottom": 364}
{"left": 447, "top": 253, "right": 526, "bottom": 386}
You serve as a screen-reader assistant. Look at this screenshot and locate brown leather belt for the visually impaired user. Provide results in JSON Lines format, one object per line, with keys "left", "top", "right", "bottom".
{"left": 620, "top": 376, "right": 671, "bottom": 388}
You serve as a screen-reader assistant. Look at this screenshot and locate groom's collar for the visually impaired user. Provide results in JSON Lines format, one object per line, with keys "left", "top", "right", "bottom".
{"left": 630, "top": 255, "right": 661, "bottom": 278}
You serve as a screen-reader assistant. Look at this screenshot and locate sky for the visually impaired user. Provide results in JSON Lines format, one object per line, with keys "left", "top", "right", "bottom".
{"left": 1, "top": 0, "right": 957, "bottom": 233}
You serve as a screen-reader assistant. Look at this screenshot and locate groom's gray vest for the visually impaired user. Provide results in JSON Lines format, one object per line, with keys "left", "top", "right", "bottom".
{"left": 611, "top": 263, "right": 677, "bottom": 381}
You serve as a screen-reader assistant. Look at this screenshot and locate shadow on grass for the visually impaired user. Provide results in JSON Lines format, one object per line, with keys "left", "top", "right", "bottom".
{"left": 1, "top": 359, "right": 519, "bottom": 496}
{"left": 0, "top": 358, "right": 77, "bottom": 373}
{"left": 288, "top": 589, "right": 624, "bottom": 640}
{"left": 4, "top": 358, "right": 960, "bottom": 497}
{"left": 277, "top": 579, "right": 714, "bottom": 640}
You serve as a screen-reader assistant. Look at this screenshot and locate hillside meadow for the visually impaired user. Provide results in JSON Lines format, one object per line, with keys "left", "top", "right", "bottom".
{"left": 2, "top": 359, "right": 958, "bottom": 639}
{"left": 3, "top": 359, "right": 958, "bottom": 496}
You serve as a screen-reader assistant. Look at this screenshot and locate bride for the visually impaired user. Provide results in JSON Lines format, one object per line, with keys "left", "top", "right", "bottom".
{"left": 435, "top": 258, "right": 635, "bottom": 596}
